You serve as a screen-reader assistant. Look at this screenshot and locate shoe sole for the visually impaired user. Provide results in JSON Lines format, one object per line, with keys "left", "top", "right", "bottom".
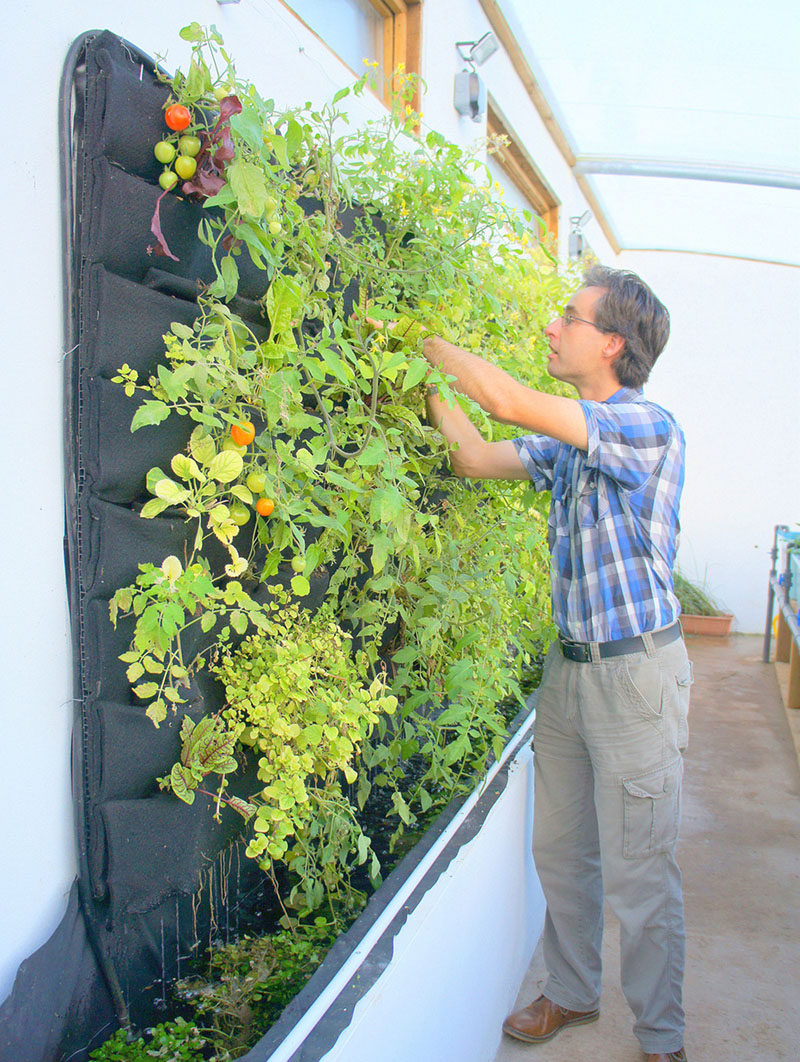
{"left": 502, "top": 1009, "right": 600, "bottom": 1044}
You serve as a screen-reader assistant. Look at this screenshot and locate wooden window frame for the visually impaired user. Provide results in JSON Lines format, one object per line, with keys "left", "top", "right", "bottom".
{"left": 280, "top": 0, "right": 422, "bottom": 111}
{"left": 487, "top": 99, "right": 560, "bottom": 240}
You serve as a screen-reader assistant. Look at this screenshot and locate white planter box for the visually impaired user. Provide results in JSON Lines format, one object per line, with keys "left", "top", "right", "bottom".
{"left": 242, "top": 703, "right": 544, "bottom": 1062}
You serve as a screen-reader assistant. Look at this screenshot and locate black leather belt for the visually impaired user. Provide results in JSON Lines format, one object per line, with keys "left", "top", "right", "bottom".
{"left": 558, "top": 622, "right": 682, "bottom": 663}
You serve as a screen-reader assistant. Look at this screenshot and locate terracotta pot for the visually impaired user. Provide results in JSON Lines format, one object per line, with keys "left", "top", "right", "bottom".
{"left": 680, "top": 613, "right": 734, "bottom": 636}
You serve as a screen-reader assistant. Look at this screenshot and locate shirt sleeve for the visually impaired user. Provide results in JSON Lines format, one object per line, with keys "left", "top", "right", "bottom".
{"left": 512, "top": 434, "right": 560, "bottom": 491}
{"left": 579, "top": 400, "right": 676, "bottom": 492}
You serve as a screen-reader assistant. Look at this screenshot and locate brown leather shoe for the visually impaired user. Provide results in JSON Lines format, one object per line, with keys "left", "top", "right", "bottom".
{"left": 644, "top": 1050, "right": 687, "bottom": 1061}
{"left": 502, "top": 994, "right": 599, "bottom": 1043}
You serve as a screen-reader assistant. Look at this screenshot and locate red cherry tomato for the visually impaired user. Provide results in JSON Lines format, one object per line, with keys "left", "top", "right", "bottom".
{"left": 165, "top": 104, "right": 192, "bottom": 132}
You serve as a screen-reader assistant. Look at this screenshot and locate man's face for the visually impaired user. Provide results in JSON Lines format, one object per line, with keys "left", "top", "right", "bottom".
{"left": 543, "top": 286, "right": 615, "bottom": 389}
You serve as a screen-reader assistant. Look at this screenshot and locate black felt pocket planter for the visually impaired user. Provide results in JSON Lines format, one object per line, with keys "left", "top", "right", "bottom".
{"left": 81, "top": 376, "right": 195, "bottom": 503}
{"left": 82, "top": 158, "right": 216, "bottom": 284}
{"left": 90, "top": 699, "right": 207, "bottom": 803}
{"left": 83, "top": 32, "right": 172, "bottom": 182}
{"left": 81, "top": 265, "right": 199, "bottom": 379}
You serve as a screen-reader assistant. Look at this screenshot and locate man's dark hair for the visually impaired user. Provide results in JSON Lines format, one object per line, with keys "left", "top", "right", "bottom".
{"left": 583, "top": 265, "right": 670, "bottom": 388}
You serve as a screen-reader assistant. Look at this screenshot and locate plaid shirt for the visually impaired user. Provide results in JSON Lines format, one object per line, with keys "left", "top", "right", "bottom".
{"left": 514, "top": 387, "right": 685, "bottom": 642}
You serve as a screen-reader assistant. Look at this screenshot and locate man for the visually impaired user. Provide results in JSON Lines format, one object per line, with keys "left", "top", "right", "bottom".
{"left": 419, "top": 266, "right": 692, "bottom": 1062}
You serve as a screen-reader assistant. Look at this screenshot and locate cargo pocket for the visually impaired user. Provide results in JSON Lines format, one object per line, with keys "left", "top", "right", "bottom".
{"left": 622, "top": 758, "right": 683, "bottom": 859}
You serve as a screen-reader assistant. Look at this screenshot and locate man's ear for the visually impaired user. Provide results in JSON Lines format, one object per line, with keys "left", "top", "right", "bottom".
{"left": 602, "top": 332, "right": 625, "bottom": 366}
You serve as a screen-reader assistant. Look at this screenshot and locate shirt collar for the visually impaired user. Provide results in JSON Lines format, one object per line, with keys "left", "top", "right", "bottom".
{"left": 606, "top": 385, "right": 644, "bottom": 404}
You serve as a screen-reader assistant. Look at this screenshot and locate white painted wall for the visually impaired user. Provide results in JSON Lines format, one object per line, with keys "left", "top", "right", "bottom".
{"left": 620, "top": 251, "right": 800, "bottom": 632}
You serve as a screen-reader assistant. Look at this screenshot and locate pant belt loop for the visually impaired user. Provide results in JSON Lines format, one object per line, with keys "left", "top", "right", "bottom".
{"left": 589, "top": 640, "right": 602, "bottom": 666}
{"left": 642, "top": 631, "right": 656, "bottom": 657}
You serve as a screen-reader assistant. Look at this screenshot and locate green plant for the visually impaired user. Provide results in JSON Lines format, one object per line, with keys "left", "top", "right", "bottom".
{"left": 173, "top": 921, "right": 337, "bottom": 1056}
{"left": 159, "top": 591, "right": 394, "bottom": 914}
{"left": 674, "top": 570, "right": 726, "bottom": 616}
{"left": 111, "top": 22, "right": 580, "bottom": 924}
{"left": 88, "top": 1018, "right": 209, "bottom": 1061}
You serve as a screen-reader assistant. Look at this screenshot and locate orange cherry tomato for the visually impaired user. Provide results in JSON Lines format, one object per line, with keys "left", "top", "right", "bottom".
{"left": 255, "top": 497, "right": 275, "bottom": 517}
{"left": 230, "top": 420, "right": 256, "bottom": 446}
{"left": 165, "top": 104, "right": 192, "bottom": 132}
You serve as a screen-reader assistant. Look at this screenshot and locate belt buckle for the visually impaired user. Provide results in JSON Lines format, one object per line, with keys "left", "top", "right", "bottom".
{"left": 559, "top": 635, "right": 590, "bottom": 662}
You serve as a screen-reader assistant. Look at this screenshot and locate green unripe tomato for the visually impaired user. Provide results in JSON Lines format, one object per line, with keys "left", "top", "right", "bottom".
{"left": 230, "top": 501, "right": 251, "bottom": 527}
{"left": 221, "top": 437, "right": 247, "bottom": 455}
{"left": 246, "top": 471, "right": 267, "bottom": 494}
{"left": 154, "top": 140, "right": 176, "bottom": 164}
{"left": 178, "top": 135, "right": 202, "bottom": 157}
{"left": 291, "top": 555, "right": 306, "bottom": 573}
{"left": 174, "top": 155, "right": 197, "bottom": 180}
{"left": 158, "top": 169, "right": 179, "bottom": 191}
{"left": 269, "top": 219, "right": 282, "bottom": 235}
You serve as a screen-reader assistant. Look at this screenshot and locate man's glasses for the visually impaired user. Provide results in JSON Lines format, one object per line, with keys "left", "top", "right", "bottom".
{"left": 561, "top": 311, "right": 606, "bottom": 330}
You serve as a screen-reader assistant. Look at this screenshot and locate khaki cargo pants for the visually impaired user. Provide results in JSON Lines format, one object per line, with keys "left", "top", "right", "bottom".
{"left": 532, "top": 633, "right": 693, "bottom": 1055}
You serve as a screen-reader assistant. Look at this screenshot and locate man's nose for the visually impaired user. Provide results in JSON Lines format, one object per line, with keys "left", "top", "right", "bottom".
{"left": 544, "top": 318, "right": 560, "bottom": 339}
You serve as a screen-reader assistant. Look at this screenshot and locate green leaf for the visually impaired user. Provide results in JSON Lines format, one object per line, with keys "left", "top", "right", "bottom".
{"left": 291, "top": 574, "right": 310, "bottom": 597}
{"left": 266, "top": 275, "right": 302, "bottom": 338}
{"left": 140, "top": 498, "right": 171, "bottom": 519}
{"left": 154, "top": 478, "right": 191, "bottom": 505}
{"left": 219, "top": 253, "right": 240, "bottom": 300}
{"left": 171, "top": 454, "right": 204, "bottom": 481}
{"left": 179, "top": 21, "right": 204, "bottom": 42}
{"left": 230, "top": 109, "right": 267, "bottom": 154}
{"left": 208, "top": 450, "right": 244, "bottom": 483}
{"left": 227, "top": 796, "right": 257, "bottom": 821}
{"left": 126, "top": 662, "right": 145, "bottom": 684}
{"left": 402, "top": 357, "right": 429, "bottom": 392}
{"left": 169, "top": 763, "right": 197, "bottom": 803}
{"left": 130, "top": 401, "right": 170, "bottom": 432}
{"left": 146, "top": 699, "right": 168, "bottom": 727}
{"left": 189, "top": 426, "right": 217, "bottom": 465}
{"left": 227, "top": 158, "right": 269, "bottom": 218}
{"left": 133, "top": 681, "right": 160, "bottom": 700}
{"left": 285, "top": 117, "right": 303, "bottom": 159}
{"left": 229, "top": 484, "right": 253, "bottom": 504}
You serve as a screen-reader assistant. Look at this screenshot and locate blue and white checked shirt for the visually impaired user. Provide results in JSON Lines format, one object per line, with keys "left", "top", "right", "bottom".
{"left": 514, "top": 386, "right": 685, "bottom": 642}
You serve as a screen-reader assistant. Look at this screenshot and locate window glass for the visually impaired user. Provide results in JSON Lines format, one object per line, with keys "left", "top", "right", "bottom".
{"left": 284, "top": 0, "right": 385, "bottom": 82}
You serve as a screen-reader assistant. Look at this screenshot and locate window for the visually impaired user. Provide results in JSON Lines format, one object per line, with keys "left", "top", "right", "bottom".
{"left": 282, "top": 0, "right": 422, "bottom": 106}
{"left": 487, "top": 100, "right": 560, "bottom": 240}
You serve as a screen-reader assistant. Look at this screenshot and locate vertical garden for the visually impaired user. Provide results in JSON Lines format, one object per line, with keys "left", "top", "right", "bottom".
{"left": 59, "top": 23, "right": 580, "bottom": 1060}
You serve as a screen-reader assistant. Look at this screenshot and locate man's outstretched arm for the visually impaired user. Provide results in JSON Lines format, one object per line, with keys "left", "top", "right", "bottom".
{"left": 423, "top": 335, "right": 588, "bottom": 451}
{"left": 425, "top": 387, "right": 529, "bottom": 479}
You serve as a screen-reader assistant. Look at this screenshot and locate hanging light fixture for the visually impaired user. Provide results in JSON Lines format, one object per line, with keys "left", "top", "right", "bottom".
{"left": 454, "top": 32, "right": 499, "bottom": 122}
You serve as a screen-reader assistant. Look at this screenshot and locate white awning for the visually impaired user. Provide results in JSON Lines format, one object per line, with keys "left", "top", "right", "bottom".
{"left": 497, "top": 0, "right": 800, "bottom": 265}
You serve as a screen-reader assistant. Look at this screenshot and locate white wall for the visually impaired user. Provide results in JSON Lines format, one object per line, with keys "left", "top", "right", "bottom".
{"left": 621, "top": 251, "right": 800, "bottom": 632}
